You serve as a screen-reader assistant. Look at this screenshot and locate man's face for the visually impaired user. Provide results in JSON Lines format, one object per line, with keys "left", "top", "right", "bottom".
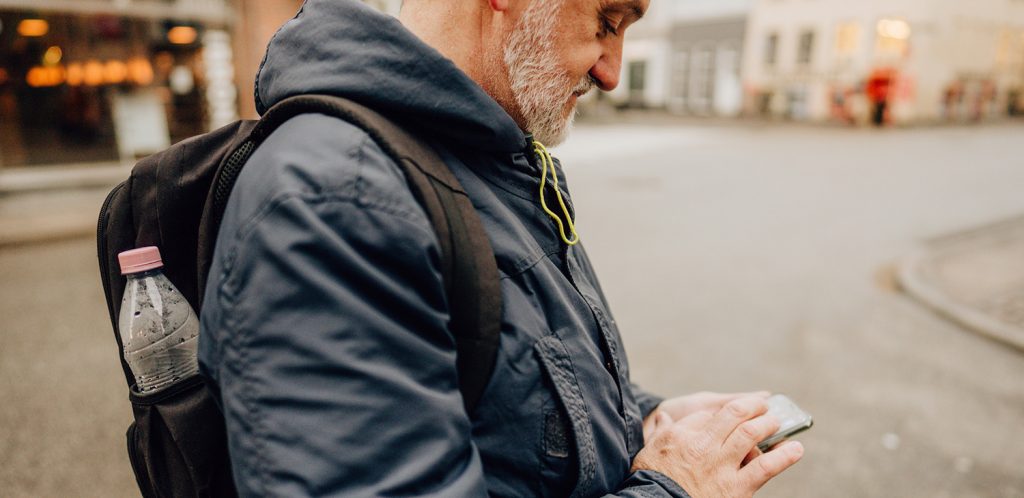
{"left": 500, "top": 0, "right": 648, "bottom": 146}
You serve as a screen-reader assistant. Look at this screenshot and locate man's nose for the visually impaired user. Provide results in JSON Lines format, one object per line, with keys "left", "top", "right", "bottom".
{"left": 589, "top": 51, "right": 622, "bottom": 92}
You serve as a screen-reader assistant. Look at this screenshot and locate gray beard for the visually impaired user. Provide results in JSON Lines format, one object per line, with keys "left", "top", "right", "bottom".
{"left": 503, "top": 0, "right": 590, "bottom": 146}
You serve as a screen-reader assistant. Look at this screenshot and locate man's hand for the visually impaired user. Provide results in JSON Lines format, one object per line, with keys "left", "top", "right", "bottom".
{"left": 632, "top": 396, "right": 804, "bottom": 498}
{"left": 642, "top": 391, "right": 771, "bottom": 441}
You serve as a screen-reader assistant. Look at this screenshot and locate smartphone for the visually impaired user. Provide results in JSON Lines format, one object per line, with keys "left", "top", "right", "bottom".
{"left": 757, "top": 394, "right": 813, "bottom": 452}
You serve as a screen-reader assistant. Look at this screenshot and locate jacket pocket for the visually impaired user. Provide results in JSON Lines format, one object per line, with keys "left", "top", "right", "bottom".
{"left": 538, "top": 392, "right": 576, "bottom": 498}
{"left": 534, "top": 335, "right": 597, "bottom": 498}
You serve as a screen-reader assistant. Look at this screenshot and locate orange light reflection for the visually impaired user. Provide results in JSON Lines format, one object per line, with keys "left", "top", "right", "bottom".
{"left": 167, "top": 26, "right": 198, "bottom": 45}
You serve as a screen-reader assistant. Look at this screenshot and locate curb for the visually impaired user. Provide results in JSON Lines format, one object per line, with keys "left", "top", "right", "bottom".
{"left": 896, "top": 215, "right": 1024, "bottom": 353}
{"left": 898, "top": 251, "right": 1024, "bottom": 352}
{"left": 0, "top": 162, "right": 127, "bottom": 194}
{"left": 0, "top": 213, "right": 96, "bottom": 248}
{"left": 0, "top": 182, "right": 116, "bottom": 249}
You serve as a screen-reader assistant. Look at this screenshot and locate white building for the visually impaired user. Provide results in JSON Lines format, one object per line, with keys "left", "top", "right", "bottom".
{"left": 611, "top": 0, "right": 753, "bottom": 116}
{"left": 363, "top": 0, "right": 401, "bottom": 16}
{"left": 743, "top": 0, "right": 1024, "bottom": 124}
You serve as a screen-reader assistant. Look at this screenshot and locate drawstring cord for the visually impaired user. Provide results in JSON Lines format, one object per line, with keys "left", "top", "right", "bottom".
{"left": 533, "top": 140, "right": 579, "bottom": 246}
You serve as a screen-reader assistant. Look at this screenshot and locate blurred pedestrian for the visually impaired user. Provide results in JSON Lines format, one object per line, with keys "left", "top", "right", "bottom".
{"left": 198, "top": 0, "right": 804, "bottom": 497}
{"left": 866, "top": 68, "right": 893, "bottom": 127}
{"left": 943, "top": 81, "right": 964, "bottom": 122}
{"left": 972, "top": 79, "right": 997, "bottom": 122}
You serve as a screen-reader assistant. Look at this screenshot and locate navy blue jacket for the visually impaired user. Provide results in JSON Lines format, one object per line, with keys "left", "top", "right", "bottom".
{"left": 199, "top": 1, "right": 690, "bottom": 496}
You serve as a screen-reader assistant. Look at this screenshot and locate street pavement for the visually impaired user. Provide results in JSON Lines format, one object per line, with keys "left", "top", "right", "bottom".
{"left": 0, "top": 162, "right": 125, "bottom": 246}
{"left": 2, "top": 121, "right": 1023, "bottom": 497}
{"left": 899, "top": 215, "right": 1024, "bottom": 351}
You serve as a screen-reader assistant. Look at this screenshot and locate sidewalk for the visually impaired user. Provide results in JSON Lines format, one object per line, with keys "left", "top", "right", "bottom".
{"left": 0, "top": 163, "right": 126, "bottom": 247}
{"left": 0, "top": 162, "right": 127, "bottom": 194}
{"left": 898, "top": 215, "right": 1024, "bottom": 351}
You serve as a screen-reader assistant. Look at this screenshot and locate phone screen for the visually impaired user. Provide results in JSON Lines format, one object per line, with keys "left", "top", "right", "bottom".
{"left": 757, "top": 394, "right": 813, "bottom": 452}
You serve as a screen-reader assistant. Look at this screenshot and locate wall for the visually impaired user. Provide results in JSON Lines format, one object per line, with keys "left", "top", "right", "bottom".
{"left": 671, "top": 0, "right": 753, "bottom": 20}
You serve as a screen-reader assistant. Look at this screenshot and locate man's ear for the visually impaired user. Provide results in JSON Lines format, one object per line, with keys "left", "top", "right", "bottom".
{"left": 487, "top": 0, "right": 510, "bottom": 13}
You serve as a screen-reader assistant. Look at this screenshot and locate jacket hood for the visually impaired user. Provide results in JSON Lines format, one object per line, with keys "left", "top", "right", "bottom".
{"left": 254, "top": 0, "right": 528, "bottom": 153}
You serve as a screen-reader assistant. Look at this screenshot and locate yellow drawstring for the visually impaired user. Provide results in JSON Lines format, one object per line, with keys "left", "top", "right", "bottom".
{"left": 533, "top": 140, "right": 579, "bottom": 246}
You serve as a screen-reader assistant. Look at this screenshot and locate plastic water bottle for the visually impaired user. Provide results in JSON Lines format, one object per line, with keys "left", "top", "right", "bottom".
{"left": 118, "top": 246, "right": 199, "bottom": 394}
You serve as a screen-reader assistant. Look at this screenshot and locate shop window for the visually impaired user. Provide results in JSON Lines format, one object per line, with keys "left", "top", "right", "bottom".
{"left": 689, "top": 46, "right": 713, "bottom": 113}
{"left": 835, "top": 22, "right": 861, "bottom": 58}
{"left": 995, "top": 29, "right": 1024, "bottom": 69}
{"left": 797, "top": 30, "right": 816, "bottom": 65}
{"left": 764, "top": 33, "right": 779, "bottom": 67}
{"left": 0, "top": 11, "right": 224, "bottom": 168}
{"left": 876, "top": 18, "right": 911, "bottom": 58}
{"left": 628, "top": 60, "right": 647, "bottom": 107}
{"left": 670, "top": 50, "right": 689, "bottom": 109}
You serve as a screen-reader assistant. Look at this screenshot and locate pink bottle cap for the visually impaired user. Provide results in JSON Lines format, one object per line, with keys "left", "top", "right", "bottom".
{"left": 119, "top": 246, "right": 164, "bottom": 274}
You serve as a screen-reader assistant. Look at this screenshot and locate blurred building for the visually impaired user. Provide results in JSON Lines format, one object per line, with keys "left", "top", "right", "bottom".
{"left": 742, "top": 0, "right": 1024, "bottom": 125}
{"left": 232, "top": 0, "right": 399, "bottom": 120}
{"left": 611, "top": 0, "right": 753, "bottom": 117}
{"left": 0, "top": 0, "right": 318, "bottom": 170}
{"left": 232, "top": 0, "right": 303, "bottom": 120}
{"left": 607, "top": 0, "right": 671, "bottom": 109}
{"left": 0, "top": 0, "right": 244, "bottom": 168}
{"left": 363, "top": 0, "right": 402, "bottom": 16}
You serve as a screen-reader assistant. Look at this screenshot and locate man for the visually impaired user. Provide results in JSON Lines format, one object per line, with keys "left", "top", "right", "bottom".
{"left": 198, "top": 0, "right": 804, "bottom": 496}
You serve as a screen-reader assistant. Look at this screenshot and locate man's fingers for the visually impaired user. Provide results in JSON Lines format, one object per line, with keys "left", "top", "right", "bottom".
{"left": 656, "top": 411, "right": 672, "bottom": 434}
{"left": 678, "top": 407, "right": 714, "bottom": 429}
{"left": 722, "top": 391, "right": 771, "bottom": 401}
{"left": 723, "top": 414, "right": 779, "bottom": 460}
{"left": 707, "top": 391, "right": 772, "bottom": 411}
{"left": 740, "top": 441, "right": 804, "bottom": 492}
{"left": 741, "top": 446, "right": 762, "bottom": 467}
{"left": 644, "top": 411, "right": 673, "bottom": 442}
{"left": 708, "top": 396, "right": 769, "bottom": 441}
{"left": 643, "top": 411, "right": 659, "bottom": 441}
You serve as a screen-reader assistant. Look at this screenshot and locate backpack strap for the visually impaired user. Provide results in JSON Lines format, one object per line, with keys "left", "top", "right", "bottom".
{"left": 198, "top": 95, "right": 502, "bottom": 413}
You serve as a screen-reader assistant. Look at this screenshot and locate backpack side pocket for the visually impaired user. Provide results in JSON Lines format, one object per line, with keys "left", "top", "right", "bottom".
{"left": 127, "top": 375, "right": 237, "bottom": 498}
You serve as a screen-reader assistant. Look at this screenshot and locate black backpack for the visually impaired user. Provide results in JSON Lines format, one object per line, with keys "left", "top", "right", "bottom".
{"left": 96, "top": 95, "right": 502, "bottom": 498}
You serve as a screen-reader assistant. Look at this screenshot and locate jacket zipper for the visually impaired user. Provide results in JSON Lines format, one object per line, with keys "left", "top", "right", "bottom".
{"left": 527, "top": 144, "right": 629, "bottom": 427}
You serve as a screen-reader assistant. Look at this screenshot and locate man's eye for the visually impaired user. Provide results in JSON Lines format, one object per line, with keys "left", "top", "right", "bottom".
{"left": 600, "top": 16, "right": 619, "bottom": 37}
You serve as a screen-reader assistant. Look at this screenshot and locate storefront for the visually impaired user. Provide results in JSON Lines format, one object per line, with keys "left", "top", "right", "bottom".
{"left": 0, "top": 2, "right": 237, "bottom": 168}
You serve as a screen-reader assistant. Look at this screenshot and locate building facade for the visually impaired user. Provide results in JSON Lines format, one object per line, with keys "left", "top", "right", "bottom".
{"left": 611, "top": 0, "right": 753, "bottom": 117}
{"left": 233, "top": 0, "right": 398, "bottom": 120}
{"left": 0, "top": 0, "right": 315, "bottom": 169}
{"left": 742, "top": 0, "right": 1024, "bottom": 124}
{"left": 0, "top": 0, "right": 245, "bottom": 168}
{"left": 233, "top": 0, "right": 304, "bottom": 120}
{"left": 607, "top": 0, "right": 672, "bottom": 109}
{"left": 363, "top": 0, "right": 402, "bottom": 16}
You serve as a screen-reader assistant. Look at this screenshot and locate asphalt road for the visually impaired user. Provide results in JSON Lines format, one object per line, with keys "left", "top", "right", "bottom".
{"left": 2, "top": 121, "right": 1023, "bottom": 497}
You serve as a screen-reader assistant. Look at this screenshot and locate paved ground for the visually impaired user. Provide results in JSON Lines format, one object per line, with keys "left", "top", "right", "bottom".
{"left": 899, "top": 215, "right": 1024, "bottom": 351}
{"left": 2, "top": 121, "right": 1024, "bottom": 497}
{"left": 554, "top": 121, "right": 1024, "bottom": 498}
